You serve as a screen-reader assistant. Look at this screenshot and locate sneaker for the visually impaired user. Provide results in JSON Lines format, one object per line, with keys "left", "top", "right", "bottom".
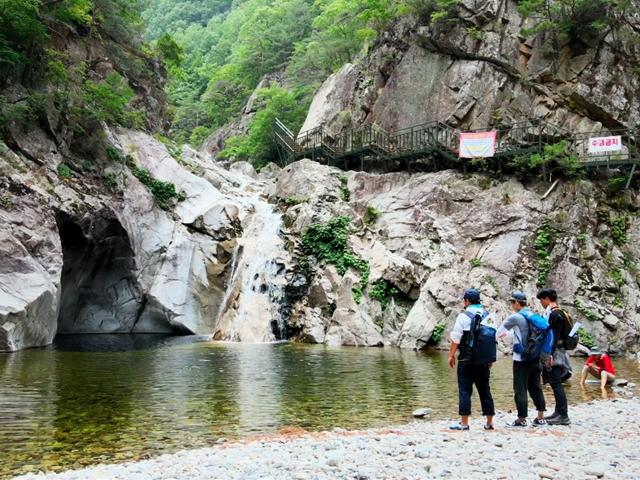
{"left": 544, "top": 412, "right": 559, "bottom": 421}
{"left": 547, "top": 416, "right": 571, "bottom": 426}
{"left": 511, "top": 418, "right": 527, "bottom": 427}
{"left": 532, "top": 418, "right": 547, "bottom": 426}
{"left": 449, "top": 424, "right": 470, "bottom": 431}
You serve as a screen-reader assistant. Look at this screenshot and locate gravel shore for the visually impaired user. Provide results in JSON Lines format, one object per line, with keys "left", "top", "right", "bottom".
{"left": 15, "top": 398, "right": 639, "bottom": 480}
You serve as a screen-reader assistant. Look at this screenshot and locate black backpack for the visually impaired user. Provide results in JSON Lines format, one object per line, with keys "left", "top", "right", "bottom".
{"left": 464, "top": 310, "right": 497, "bottom": 365}
{"left": 554, "top": 308, "right": 578, "bottom": 350}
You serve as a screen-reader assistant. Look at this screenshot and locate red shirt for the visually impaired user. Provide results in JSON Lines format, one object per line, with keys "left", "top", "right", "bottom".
{"left": 585, "top": 354, "right": 616, "bottom": 375}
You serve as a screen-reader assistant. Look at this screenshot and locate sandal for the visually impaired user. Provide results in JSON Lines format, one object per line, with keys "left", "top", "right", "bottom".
{"left": 449, "top": 424, "right": 470, "bottom": 431}
{"left": 483, "top": 424, "right": 495, "bottom": 430}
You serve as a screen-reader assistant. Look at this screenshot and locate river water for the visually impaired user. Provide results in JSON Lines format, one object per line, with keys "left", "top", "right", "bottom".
{"left": 1, "top": 337, "right": 638, "bottom": 477}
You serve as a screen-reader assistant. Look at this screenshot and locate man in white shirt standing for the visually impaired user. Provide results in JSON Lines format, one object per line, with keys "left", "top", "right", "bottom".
{"left": 448, "top": 288, "right": 496, "bottom": 430}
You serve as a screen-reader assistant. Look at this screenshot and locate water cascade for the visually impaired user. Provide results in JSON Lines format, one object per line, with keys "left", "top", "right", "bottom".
{"left": 213, "top": 177, "right": 288, "bottom": 342}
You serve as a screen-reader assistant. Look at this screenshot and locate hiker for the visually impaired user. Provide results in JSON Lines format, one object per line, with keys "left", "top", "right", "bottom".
{"left": 448, "top": 288, "right": 497, "bottom": 431}
{"left": 496, "top": 291, "right": 547, "bottom": 427}
{"left": 580, "top": 346, "right": 616, "bottom": 393}
{"left": 537, "top": 288, "right": 574, "bottom": 426}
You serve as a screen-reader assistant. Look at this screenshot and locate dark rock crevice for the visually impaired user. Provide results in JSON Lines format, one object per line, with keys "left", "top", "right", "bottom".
{"left": 55, "top": 209, "right": 179, "bottom": 335}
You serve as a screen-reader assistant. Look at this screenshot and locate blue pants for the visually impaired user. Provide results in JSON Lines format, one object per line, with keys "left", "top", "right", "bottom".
{"left": 457, "top": 360, "right": 495, "bottom": 416}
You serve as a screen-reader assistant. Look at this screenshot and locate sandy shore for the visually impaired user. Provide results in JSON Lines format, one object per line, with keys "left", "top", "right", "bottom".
{"left": 14, "top": 398, "right": 640, "bottom": 480}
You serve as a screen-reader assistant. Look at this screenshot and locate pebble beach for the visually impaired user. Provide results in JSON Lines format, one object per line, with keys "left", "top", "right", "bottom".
{"left": 14, "top": 397, "right": 640, "bottom": 480}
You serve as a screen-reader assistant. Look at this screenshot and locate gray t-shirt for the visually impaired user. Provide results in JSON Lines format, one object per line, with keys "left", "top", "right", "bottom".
{"left": 498, "top": 312, "right": 530, "bottom": 361}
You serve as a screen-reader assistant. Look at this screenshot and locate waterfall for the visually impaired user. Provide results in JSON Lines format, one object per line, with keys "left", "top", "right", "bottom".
{"left": 214, "top": 194, "right": 288, "bottom": 343}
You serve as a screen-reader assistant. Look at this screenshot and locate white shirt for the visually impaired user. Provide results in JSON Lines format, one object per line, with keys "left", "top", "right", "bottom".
{"left": 450, "top": 304, "right": 497, "bottom": 344}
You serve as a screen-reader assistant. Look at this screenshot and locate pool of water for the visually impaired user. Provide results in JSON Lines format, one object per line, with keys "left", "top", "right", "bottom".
{"left": 1, "top": 337, "right": 638, "bottom": 478}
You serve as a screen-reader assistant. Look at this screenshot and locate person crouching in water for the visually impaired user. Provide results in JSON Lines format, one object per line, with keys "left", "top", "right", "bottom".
{"left": 497, "top": 291, "right": 547, "bottom": 427}
{"left": 580, "top": 346, "right": 616, "bottom": 394}
{"left": 448, "top": 288, "right": 497, "bottom": 431}
{"left": 537, "top": 288, "right": 572, "bottom": 425}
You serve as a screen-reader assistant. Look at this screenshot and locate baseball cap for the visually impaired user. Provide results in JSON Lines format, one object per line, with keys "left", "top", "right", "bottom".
{"left": 510, "top": 290, "right": 527, "bottom": 302}
{"left": 463, "top": 288, "right": 481, "bottom": 303}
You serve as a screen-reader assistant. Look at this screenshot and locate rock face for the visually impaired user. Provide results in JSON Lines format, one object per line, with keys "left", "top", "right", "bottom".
{"left": 300, "top": 0, "right": 639, "bottom": 136}
{"left": 277, "top": 159, "right": 640, "bottom": 352}
{"left": 0, "top": 127, "right": 290, "bottom": 351}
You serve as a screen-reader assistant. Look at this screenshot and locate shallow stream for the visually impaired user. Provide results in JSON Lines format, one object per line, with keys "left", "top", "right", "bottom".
{"left": 1, "top": 336, "right": 638, "bottom": 477}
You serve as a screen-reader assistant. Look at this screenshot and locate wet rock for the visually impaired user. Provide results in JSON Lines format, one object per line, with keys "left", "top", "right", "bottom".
{"left": 412, "top": 408, "right": 432, "bottom": 418}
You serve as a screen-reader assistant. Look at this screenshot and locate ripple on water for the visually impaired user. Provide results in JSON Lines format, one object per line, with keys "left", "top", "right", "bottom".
{"left": 1, "top": 338, "right": 638, "bottom": 477}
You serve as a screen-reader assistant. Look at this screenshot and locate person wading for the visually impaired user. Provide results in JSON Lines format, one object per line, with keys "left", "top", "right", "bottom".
{"left": 448, "top": 288, "right": 497, "bottom": 431}
{"left": 497, "top": 291, "right": 547, "bottom": 427}
{"left": 537, "top": 288, "right": 572, "bottom": 425}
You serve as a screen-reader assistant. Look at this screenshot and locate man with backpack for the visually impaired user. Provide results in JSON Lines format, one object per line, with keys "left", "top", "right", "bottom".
{"left": 497, "top": 291, "right": 547, "bottom": 427}
{"left": 448, "top": 288, "right": 497, "bottom": 431}
{"left": 537, "top": 288, "right": 573, "bottom": 425}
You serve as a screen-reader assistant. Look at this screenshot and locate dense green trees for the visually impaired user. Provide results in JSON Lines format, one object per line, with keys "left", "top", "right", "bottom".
{"left": 142, "top": 0, "right": 398, "bottom": 158}
{"left": 0, "top": 0, "right": 152, "bottom": 142}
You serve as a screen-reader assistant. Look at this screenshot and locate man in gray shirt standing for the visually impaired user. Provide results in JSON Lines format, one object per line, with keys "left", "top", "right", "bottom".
{"left": 497, "top": 291, "right": 547, "bottom": 426}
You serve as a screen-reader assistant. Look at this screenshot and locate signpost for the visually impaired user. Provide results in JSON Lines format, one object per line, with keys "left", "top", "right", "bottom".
{"left": 459, "top": 131, "right": 497, "bottom": 158}
{"left": 588, "top": 136, "right": 622, "bottom": 154}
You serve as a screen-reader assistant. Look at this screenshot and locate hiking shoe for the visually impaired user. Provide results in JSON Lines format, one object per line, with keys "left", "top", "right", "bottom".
{"left": 532, "top": 418, "right": 547, "bottom": 426}
{"left": 449, "top": 424, "right": 470, "bottom": 431}
{"left": 544, "top": 412, "right": 559, "bottom": 421}
{"left": 511, "top": 418, "right": 527, "bottom": 427}
{"left": 547, "top": 416, "right": 571, "bottom": 426}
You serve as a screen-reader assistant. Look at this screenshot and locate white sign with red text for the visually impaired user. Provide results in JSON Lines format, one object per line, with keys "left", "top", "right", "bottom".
{"left": 588, "top": 136, "right": 622, "bottom": 154}
{"left": 459, "top": 131, "right": 497, "bottom": 158}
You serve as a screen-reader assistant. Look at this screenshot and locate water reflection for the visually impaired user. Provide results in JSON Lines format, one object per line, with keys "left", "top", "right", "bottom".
{"left": 1, "top": 340, "right": 638, "bottom": 477}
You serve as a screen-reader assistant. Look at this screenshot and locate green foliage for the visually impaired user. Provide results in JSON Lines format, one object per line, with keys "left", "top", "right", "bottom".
{"left": 130, "top": 164, "right": 184, "bottom": 210}
{"left": 534, "top": 218, "right": 553, "bottom": 287}
{"left": 155, "top": 33, "right": 184, "bottom": 71}
{"left": 469, "top": 258, "right": 482, "bottom": 268}
{"left": 369, "top": 279, "right": 398, "bottom": 309}
{"left": 364, "top": 205, "right": 381, "bottom": 225}
{"left": 577, "top": 232, "right": 588, "bottom": 247}
{"left": 57, "top": 163, "right": 72, "bottom": 179}
{"left": 609, "top": 214, "right": 628, "bottom": 246}
{"left": 106, "top": 146, "right": 124, "bottom": 163}
{"left": 610, "top": 268, "right": 625, "bottom": 288}
{"left": 575, "top": 298, "right": 600, "bottom": 323}
{"left": 429, "top": 323, "right": 446, "bottom": 344}
{"left": 607, "top": 176, "right": 628, "bottom": 195}
{"left": 430, "top": 0, "right": 460, "bottom": 23}
{"left": 143, "top": 0, "right": 402, "bottom": 143}
{"left": 322, "top": 302, "right": 337, "bottom": 318}
{"left": 103, "top": 172, "right": 118, "bottom": 190}
{"left": 352, "top": 285, "right": 363, "bottom": 304}
{"left": 0, "top": 194, "right": 13, "bottom": 209}
{"left": 0, "top": 0, "right": 47, "bottom": 77}
{"left": 1, "top": 0, "right": 145, "bottom": 84}
{"left": 517, "top": 0, "right": 611, "bottom": 42}
{"left": 577, "top": 326, "right": 596, "bottom": 349}
{"left": 483, "top": 274, "right": 500, "bottom": 294}
{"left": 220, "top": 86, "right": 309, "bottom": 168}
{"left": 339, "top": 175, "right": 351, "bottom": 202}
{"left": 302, "top": 216, "right": 370, "bottom": 301}
{"left": 511, "top": 141, "right": 582, "bottom": 177}
{"left": 466, "top": 26, "right": 486, "bottom": 40}
{"left": 83, "top": 73, "right": 143, "bottom": 128}
{"left": 284, "top": 196, "right": 308, "bottom": 206}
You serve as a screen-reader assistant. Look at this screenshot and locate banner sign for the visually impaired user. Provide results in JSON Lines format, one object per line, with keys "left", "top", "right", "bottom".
{"left": 459, "top": 131, "right": 497, "bottom": 158}
{"left": 588, "top": 136, "right": 622, "bottom": 154}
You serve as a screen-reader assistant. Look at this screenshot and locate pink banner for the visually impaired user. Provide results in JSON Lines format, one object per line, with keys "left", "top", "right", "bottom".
{"left": 459, "top": 131, "right": 497, "bottom": 158}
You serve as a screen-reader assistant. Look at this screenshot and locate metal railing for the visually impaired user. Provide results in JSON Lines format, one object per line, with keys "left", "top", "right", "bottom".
{"left": 273, "top": 118, "right": 639, "bottom": 179}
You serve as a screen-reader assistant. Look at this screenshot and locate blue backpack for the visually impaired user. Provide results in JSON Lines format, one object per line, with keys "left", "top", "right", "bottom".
{"left": 464, "top": 310, "right": 497, "bottom": 365}
{"left": 519, "top": 309, "right": 554, "bottom": 360}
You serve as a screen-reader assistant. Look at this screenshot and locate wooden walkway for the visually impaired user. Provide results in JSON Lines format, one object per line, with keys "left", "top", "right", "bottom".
{"left": 274, "top": 119, "right": 639, "bottom": 186}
